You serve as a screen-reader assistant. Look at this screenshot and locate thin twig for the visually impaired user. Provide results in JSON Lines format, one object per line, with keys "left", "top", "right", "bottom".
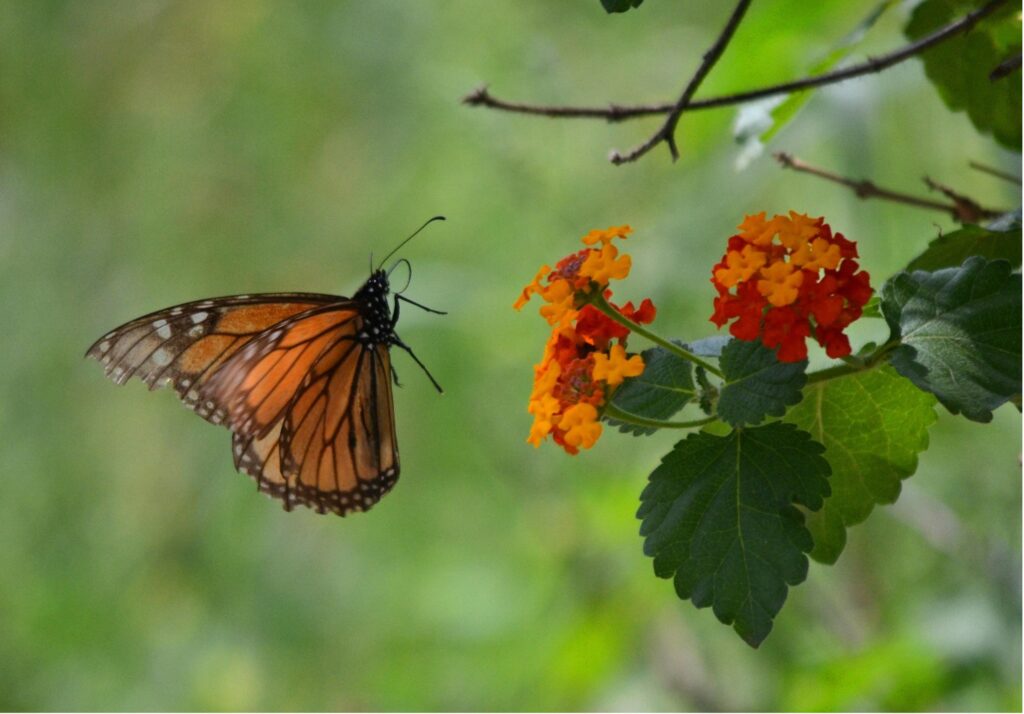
{"left": 464, "top": 0, "right": 1008, "bottom": 128}
{"left": 969, "top": 160, "right": 1023, "bottom": 185}
{"left": 775, "top": 152, "right": 1005, "bottom": 223}
{"left": 990, "top": 52, "right": 1021, "bottom": 80}
{"left": 609, "top": 0, "right": 753, "bottom": 165}
{"left": 923, "top": 176, "right": 1003, "bottom": 222}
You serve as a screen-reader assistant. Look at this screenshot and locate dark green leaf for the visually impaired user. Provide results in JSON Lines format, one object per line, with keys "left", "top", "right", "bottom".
{"left": 600, "top": 0, "right": 644, "bottom": 13}
{"left": 906, "top": 0, "right": 1022, "bottom": 149}
{"left": 906, "top": 212, "right": 1022, "bottom": 271}
{"left": 882, "top": 256, "right": 1021, "bottom": 422}
{"left": 718, "top": 339, "right": 807, "bottom": 427}
{"left": 638, "top": 423, "right": 831, "bottom": 647}
{"left": 607, "top": 345, "right": 695, "bottom": 435}
{"left": 786, "top": 366, "right": 938, "bottom": 563}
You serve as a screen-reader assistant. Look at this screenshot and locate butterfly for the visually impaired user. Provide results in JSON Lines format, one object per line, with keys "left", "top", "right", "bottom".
{"left": 86, "top": 217, "right": 446, "bottom": 517}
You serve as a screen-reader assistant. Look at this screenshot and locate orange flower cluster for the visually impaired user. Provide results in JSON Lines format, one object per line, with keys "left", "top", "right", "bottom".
{"left": 515, "top": 226, "right": 655, "bottom": 454}
{"left": 710, "top": 212, "right": 873, "bottom": 362}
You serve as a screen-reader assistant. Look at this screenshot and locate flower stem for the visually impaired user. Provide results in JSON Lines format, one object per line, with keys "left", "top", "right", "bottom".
{"left": 589, "top": 293, "right": 725, "bottom": 378}
{"left": 806, "top": 343, "right": 898, "bottom": 385}
{"left": 602, "top": 403, "right": 717, "bottom": 430}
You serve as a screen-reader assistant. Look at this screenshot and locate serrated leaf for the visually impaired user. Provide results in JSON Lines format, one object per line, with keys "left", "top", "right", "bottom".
{"left": 882, "top": 256, "right": 1021, "bottom": 422}
{"left": 906, "top": 0, "right": 1022, "bottom": 149}
{"left": 638, "top": 423, "right": 831, "bottom": 647}
{"left": 607, "top": 345, "right": 695, "bottom": 436}
{"left": 600, "top": 0, "right": 644, "bottom": 13}
{"left": 906, "top": 212, "right": 1022, "bottom": 271}
{"left": 785, "top": 366, "right": 938, "bottom": 563}
{"left": 717, "top": 339, "right": 808, "bottom": 427}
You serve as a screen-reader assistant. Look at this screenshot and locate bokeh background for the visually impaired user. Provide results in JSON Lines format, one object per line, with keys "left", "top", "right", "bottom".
{"left": 1, "top": 1, "right": 1020, "bottom": 710}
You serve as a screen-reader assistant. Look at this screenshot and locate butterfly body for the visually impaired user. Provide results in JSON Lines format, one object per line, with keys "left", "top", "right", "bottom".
{"left": 88, "top": 267, "right": 440, "bottom": 517}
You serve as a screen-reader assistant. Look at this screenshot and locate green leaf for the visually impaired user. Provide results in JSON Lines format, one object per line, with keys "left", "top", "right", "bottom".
{"left": 733, "top": 1, "right": 896, "bottom": 163}
{"left": 762, "top": 1, "right": 897, "bottom": 142}
{"left": 882, "top": 256, "right": 1022, "bottom": 422}
{"left": 906, "top": 0, "right": 1022, "bottom": 149}
{"left": 785, "top": 366, "right": 938, "bottom": 564}
{"left": 600, "top": 0, "right": 644, "bottom": 13}
{"left": 861, "top": 296, "right": 883, "bottom": 319}
{"left": 717, "top": 339, "right": 808, "bottom": 427}
{"left": 607, "top": 345, "right": 695, "bottom": 435}
{"left": 906, "top": 211, "right": 1022, "bottom": 271}
{"left": 638, "top": 423, "right": 831, "bottom": 647}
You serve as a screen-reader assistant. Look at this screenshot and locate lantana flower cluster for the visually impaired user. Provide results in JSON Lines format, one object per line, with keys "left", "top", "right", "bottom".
{"left": 710, "top": 212, "right": 873, "bottom": 362}
{"left": 515, "top": 226, "right": 655, "bottom": 454}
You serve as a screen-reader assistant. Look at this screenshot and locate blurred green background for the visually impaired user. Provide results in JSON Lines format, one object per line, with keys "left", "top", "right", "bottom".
{"left": 1, "top": 1, "right": 1020, "bottom": 710}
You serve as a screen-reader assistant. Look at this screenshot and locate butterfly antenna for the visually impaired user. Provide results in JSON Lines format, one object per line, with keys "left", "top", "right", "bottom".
{"left": 375, "top": 215, "right": 446, "bottom": 271}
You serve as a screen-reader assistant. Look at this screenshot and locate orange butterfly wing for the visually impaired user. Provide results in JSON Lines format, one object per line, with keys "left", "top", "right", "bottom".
{"left": 86, "top": 293, "right": 339, "bottom": 421}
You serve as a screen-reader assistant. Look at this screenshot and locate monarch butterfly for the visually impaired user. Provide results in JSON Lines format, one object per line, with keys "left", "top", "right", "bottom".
{"left": 86, "top": 217, "right": 446, "bottom": 516}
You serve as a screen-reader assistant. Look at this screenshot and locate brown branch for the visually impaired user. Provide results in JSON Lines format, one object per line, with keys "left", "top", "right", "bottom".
{"left": 923, "top": 176, "right": 1004, "bottom": 222}
{"left": 775, "top": 152, "right": 1005, "bottom": 223}
{"left": 969, "top": 160, "right": 1023, "bottom": 185}
{"left": 464, "top": 0, "right": 1008, "bottom": 133}
{"left": 609, "top": 0, "right": 753, "bottom": 165}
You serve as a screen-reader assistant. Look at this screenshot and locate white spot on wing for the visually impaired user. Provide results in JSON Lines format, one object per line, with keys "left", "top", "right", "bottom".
{"left": 156, "top": 324, "right": 172, "bottom": 339}
{"left": 152, "top": 348, "right": 172, "bottom": 366}
{"left": 192, "top": 312, "right": 208, "bottom": 323}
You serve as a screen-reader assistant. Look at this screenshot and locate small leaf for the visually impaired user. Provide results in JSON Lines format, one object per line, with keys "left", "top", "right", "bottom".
{"left": 906, "top": 0, "right": 1022, "bottom": 149}
{"left": 600, "top": 0, "right": 644, "bottom": 13}
{"left": 761, "top": 1, "right": 896, "bottom": 143}
{"left": 638, "top": 423, "right": 831, "bottom": 647}
{"left": 906, "top": 211, "right": 1022, "bottom": 271}
{"left": 733, "top": 1, "right": 896, "bottom": 163}
{"left": 717, "top": 339, "right": 807, "bottom": 427}
{"left": 882, "top": 256, "right": 1021, "bottom": 422}
{"left": 786, "top": 366, "right": 938, "bottom": 563}
{"left": 607, "top": 345, "right": 695, "bottom": 435}
{"left": 861, "top": 296, "right": 883, "bottom": 319}
{"left": 802, "top": 504, "right": 847, "bottom": 565}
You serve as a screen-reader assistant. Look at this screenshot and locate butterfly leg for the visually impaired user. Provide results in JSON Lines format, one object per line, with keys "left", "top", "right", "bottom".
{"left": 390, "top": 362, "right": 404, "bottom": 388}
{"left": 396, "top": 294, "right": 447, "bottom": 315}
{"left": 392, "top": 336, "right": 444, "bottom": 394}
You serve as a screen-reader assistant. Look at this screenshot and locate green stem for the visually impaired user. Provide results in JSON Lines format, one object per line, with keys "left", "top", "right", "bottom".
{"left": 806, "top": 344, "right": 897, "bottom": 385}
{"left": 590, "top": 292, "right": 725, "bottom": 378}
{"left": 602, "top": 402, "right": 717, "bottom": 430}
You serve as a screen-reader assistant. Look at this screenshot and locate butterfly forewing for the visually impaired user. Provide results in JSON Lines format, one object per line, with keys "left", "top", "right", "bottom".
{"left": 86, "top": 293, "right": 339, "bottom": 420}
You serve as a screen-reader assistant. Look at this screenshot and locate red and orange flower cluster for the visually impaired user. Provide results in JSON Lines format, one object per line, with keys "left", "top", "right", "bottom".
{"left": 515, "top": 226, "right": 654, "bottom": 454}
{"left": 710, "top": 212, "right": 873, "bottom": 362}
